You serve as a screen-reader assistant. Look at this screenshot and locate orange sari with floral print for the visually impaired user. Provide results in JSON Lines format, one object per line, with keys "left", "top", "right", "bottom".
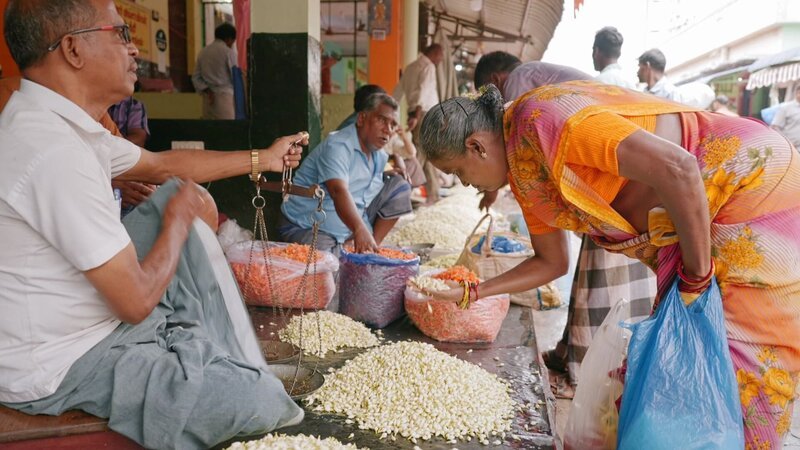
{"left": 505, "top": 80, "right": 800, "bottom": 447}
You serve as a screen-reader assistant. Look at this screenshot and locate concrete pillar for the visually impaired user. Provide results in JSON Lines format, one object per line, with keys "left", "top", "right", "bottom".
{"left": 213, "top": 0, "right": 322, "bottom": 234}
{"left": 402, "top": 0, "right": 419, "bottom": 68}
{"left": 251, "top": 1, "right": 320, "bottom": 41}
{"left": 249, "top": 0, "right": 322, "bottom": 150}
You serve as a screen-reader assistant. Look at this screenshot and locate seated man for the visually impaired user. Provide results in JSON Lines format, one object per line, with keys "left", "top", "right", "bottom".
{"left": 386, "top": 124, "right": 426, "bottom": 188}
{"left": 335, "top": 83, "right": 386, "bottom": 131}
{"left": 0, "top": 1, "right": 307, "bottom": 448}
{"left": 339, "top": 84, "right": 425, "bottom": 188}
{"left": 280, "top": 93, "right": 411, "bottom": 253}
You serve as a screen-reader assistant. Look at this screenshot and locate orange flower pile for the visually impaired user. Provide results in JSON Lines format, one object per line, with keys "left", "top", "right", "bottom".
{"left": 344, "top": 246, "right": 417, "bottom": 261}
{"left": 264, "top": 243, "right": 324, "bottom": 263}
{"left": 432, "top": 265, "right": 480, "bottom": 284}
{"left": 230, "top": 263, "right": 335, "bottom": 309}
{"left": 229, "top": 243, "right": 333, "bottom": 310}
{"left": 405, "top": 288, "right": 509, "bottom": 343}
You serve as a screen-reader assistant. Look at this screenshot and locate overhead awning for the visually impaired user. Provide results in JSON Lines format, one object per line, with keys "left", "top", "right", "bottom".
{"left": 425, "top": 0, "right": 564, "bottom": 62}
{"left": 746, "top": 62, "right": 800, "bottom": 90}
{"left": 698, "top": 65, "right": 750, "bottom": 84}
{"left": 675, "top": 61, "right": 753, "bottom": 86}
{"left": 748, "top": 46, "right": 800, "bottom": 73}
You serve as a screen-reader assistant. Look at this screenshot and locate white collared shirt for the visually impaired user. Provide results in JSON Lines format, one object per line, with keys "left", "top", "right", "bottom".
{"left": 647, "top": 76, "right": 678, "bottom": 100}
{"left": 0, "top": 80, "right": 140, "bottom": 402}
{"left": 595, "top": 63, "right": 637, "bottom": 90}
{"left": 648, "top": 76, "right": 715, "bottom": 109}
{"left": 192, "top": 39, "right": 236, "bottom": 94}
{"left": 394, "top": 54, "right": 439, "bottom": 113}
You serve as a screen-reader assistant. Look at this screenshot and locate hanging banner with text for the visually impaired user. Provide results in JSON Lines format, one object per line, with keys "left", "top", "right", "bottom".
{"left": 115, "top": 0, "right": 152, "bottom": 60}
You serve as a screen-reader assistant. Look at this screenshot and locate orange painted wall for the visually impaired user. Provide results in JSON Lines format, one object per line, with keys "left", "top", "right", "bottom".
{"left": 0, "top": 0, "right": 20, "bottom": 77}
{"left": 367, "top": 0, "right": 402, "bottom": 92}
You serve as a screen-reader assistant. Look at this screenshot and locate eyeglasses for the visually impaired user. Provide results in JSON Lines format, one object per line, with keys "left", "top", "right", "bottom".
{"left": 47, "top": 24, "right": 132, "bottom": 52}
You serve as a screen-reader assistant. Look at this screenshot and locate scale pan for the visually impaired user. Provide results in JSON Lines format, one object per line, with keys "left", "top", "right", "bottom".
{"left": 268, "top": 364, "right": 325, "bottom": 400}
{"left": 260, "top": 340, "right": 300, "bottom": 364}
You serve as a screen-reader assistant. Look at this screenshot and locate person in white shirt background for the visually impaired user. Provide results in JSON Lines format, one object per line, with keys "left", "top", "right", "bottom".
{"left": 637, "top": 48, "right": 714, "bottom": 109}
{"left": 394, "top": 44, "right": 445, "bottom": 203}
{"left": 592, "top": 26, "right": 637, "bottom": 90}
{"left": 770, "top": 88, "right": 800, "bottom": 149}
{"left": 192, "top": 22, "right": 237, "bottom": 120}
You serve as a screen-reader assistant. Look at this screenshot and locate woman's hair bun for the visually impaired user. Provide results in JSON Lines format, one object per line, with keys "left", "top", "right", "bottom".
{"left": 476, "top": 84, "right": 504, "bottom": 113}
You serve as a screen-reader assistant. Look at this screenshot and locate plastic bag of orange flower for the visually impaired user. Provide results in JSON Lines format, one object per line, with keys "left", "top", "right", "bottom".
{"left": 404, "top": 270, "right": 510, "bottom": 343}
{"left": 227, "top": 241, "right": 339, "bottom": 309}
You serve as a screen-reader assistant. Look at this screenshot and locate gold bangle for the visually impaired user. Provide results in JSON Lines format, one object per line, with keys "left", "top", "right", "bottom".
{"left": 458, "top": 282, "right": 471, "bottom": 310}
{"left": 249, "top": 149, "right": 260, "bottom": 182}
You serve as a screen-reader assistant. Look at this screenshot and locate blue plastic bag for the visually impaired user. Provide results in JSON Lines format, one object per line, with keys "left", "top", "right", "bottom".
{"left": 339, "top": 250, "right": 420, "bottom": 267}
{"left": 338, "top": 249, "right": 419, "bottom": 328}
{"left": 761, "top": 103, "right": 781, "bottom": 125}
{"left": 471, "top": 235, "right": 526, "bottom": 254}
{"left": 617, "top": 277, "right": 744, "bottom": 450}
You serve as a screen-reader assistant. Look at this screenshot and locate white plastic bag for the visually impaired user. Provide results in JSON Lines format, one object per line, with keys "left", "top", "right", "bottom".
{"left": 216, "top": 218, "right": 253, "bottom": 253}
{"left": 563, "top": 298, "right": 638, "bottom": 450}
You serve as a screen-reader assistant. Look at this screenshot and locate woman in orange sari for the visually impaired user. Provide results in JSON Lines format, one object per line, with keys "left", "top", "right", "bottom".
{"left": 419, "top": 82, "right": 800, "bottom": 447}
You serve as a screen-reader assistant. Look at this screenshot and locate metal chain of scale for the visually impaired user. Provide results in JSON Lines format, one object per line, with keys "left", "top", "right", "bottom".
{"left": 243, "top": 136, "right": 328, "bottom": 395}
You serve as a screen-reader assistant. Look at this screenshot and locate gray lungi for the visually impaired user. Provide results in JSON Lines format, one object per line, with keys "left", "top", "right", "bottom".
{"left": 550, "top": 235, "right": 656, "bottom": 385}
{"left": 2, "top": 179, "right": 303, "bottom": 449}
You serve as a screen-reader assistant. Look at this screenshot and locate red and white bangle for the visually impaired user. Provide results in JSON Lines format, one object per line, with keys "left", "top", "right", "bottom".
{"left": 677, "top": 259, "right": 715, "bottom": 289}
{"left": 469, "top": 283, "right": 479, "bottom": 303}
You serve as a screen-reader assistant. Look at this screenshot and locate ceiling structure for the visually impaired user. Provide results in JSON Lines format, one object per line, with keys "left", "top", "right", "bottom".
{"left": 317, "top": 0, "right": 567, "bottom": 91}
{"left": 423, "top": 0, "right": 564, "bottom": 69}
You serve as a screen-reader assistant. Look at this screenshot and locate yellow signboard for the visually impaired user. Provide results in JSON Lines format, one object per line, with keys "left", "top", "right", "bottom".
{"left": 115, "top": 0, "right": 152, "bottom": 60}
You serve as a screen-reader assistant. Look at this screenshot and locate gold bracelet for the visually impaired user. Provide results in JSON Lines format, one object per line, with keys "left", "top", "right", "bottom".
{"left": 249, "top": 149, "right": 260, "bottom": 182}
{"left": 458, "top": 282, "right": 471, "bottom": 310}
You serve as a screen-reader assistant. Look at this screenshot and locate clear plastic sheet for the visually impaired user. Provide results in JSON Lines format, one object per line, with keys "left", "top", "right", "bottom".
{"left": 227, "top": 241, "right": 339, "bottom": 309}
{"left": 564, "top": 298, "right": 636, "bottom": 450}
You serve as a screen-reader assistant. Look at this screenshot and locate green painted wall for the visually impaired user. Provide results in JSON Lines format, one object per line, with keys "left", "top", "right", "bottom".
{"left": 134, "top": 92, "right": 203, "bottom": 119}
{"left": 321, "top": 93, "right": 353, "bottom": 138}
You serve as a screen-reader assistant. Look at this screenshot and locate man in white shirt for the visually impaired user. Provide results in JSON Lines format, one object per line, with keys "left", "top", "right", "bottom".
{"left": 192, "top": 22, "right": 237, "bottom": 120}
{"left": 592, "top": 26, "right": 637, "bottom": 89}
{"left": 710, "top": 94, "right": 739, "bottom": 117}
{"left": 0, "top": 1, "right": 307, "bottom": 447}
{"left": 394, "top": 44, "right": 443, "bottom": 127}
{"left": 770, "top": 88, "right": 800, "bottom": 148}
{"left": 394, "top": 44, "right": 444, "bottom": 202}
{"left": 638, "top": 48, "right": 714, "bottom": 109}
{"left": 637, "top": 48, "right": 675, "bottom": 98}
